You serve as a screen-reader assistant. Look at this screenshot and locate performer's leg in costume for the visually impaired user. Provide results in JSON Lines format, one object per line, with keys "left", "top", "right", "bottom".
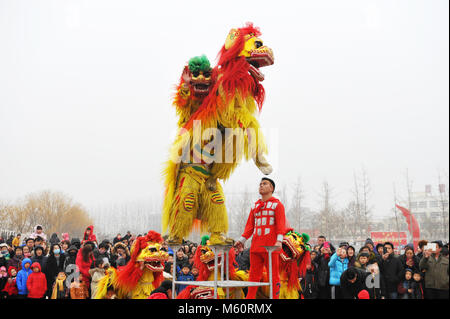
{"left": 200, "top": 181, "right": 229, "bottom": 245}
{"left": 246, "top": 252, "right": 280, "bottom": 299}
{"left": 167, "top": 166, "right": 203, "bottom": 241}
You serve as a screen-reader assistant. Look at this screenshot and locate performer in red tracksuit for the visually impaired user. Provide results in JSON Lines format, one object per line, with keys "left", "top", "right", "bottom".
{"left": 234, "top": 177, "right": 287, "bottom": 299}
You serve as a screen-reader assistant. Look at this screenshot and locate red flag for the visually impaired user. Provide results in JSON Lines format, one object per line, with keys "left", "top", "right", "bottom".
{"left": 396, "top": 205, "right": 420, "bottom": 250}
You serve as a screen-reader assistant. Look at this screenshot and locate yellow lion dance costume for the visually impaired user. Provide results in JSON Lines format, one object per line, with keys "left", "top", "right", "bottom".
{"left": 162, "top": 23, "right": 274, "bottom": 245}
{"left": 94, "top": 231, "right": 168, "bottom": 299}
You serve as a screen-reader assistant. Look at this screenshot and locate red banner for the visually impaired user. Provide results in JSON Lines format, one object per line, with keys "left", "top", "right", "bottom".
{"left": 370, "top": 231, "right": 407, "bottom": 248}
{"left": 396, "top": 204, "right": 421, "bottom": 250}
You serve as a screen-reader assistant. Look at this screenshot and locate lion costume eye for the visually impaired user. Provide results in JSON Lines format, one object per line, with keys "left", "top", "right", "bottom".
{"left": 192, "top": 71, "right": 200, "bottom": 77}
{"left": 255, "top": 40, "right": 263, "bottom": 48}
{"left": 148, "top": 247, "right": 157, "bottom": 253}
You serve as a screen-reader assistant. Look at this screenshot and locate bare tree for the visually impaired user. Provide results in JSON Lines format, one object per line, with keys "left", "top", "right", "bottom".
{"left": 317, "top": 181, "right": 336, "bottom": 239}
{"left": 288, "top": 176, "right": 304, "bottom": 231}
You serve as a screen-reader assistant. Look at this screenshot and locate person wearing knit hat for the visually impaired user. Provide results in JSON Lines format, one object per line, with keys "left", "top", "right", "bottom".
{"left": 364, "top": 238, "right": 375, "bottom": 252}
{"left": 397, "top": 268, "right": 414, "bottom": 299}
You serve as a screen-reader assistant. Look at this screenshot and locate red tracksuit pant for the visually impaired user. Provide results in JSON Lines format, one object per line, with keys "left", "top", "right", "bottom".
{"left": 246, "top": 251, "right": 280, "bottom": 299}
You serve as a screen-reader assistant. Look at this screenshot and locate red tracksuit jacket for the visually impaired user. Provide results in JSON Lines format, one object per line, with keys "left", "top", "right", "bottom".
{"left": 240, "top": 197, "right": 287, "bottom": 253}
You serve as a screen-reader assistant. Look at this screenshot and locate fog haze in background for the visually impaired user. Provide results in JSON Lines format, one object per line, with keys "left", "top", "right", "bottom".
{"left": 1, "top": 0, "right": 448, "bottom": 224}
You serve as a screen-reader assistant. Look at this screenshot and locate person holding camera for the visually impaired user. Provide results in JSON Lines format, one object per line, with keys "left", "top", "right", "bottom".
{"left": 419, "top": 240, "right": 449, "bottom": 299}
{"left": 379, "top": 242, "right": 403, "bottom": 299}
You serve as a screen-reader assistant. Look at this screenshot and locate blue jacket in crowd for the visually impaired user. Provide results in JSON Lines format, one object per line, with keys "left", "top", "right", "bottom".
{"left": 16, "top": 258, "right": 33, "bottom": 295}
{"left": 328, "top": 252, "right": 349, "bottom": 286}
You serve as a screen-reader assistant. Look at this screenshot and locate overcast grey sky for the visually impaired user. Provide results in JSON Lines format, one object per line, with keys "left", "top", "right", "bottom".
{"left": 0, "top": 0, "right": 448, "bottom": 219}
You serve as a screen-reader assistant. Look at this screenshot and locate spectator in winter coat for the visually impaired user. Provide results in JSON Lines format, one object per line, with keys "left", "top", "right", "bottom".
{"left": 63, "top": 245, "right": 78, "bottom": 276}
{"left": 7, "top": 246, "right": 23, "bottom": 271}
{"left": 364, "top": 238, "right": 375, "bottom": 253}
{"left": 60, "top": 240, "right": 70, "bottom": 254}
{"left": 340, "top": 267, "right": 367, "bottom": 299}
{"left": 347, "top": 246, "right": 356, "bottom": 268}
{"left": 31, "top": 246, "right": 47, "bottom": 273}
{"left": 328, "top": 246, "right": 349, "bottom": 299}
{"left": 354, "top": 252, "right": 370, "bottom": 272}
{"left": 416, "top": 240, "right": 428, "bottom": 261}
{"left": 110, "top": 242, "right": 130, "bottom": 269}
{"left": 49, "top": 233, "right": 60, "bottom": 246}
{"left": 0, "top": 266, "right": 7, "bottom": 293}
{"left": 300, "top": 253, "right": 319, "bottom": 299}
{"left": 399, "top": 246, "right": 420, "bottom": 273}
{"left": 12, "top": 234, "right": 21, "bottom": 248}
{"left": 379, "top": 242, "right": 404, "bottom": 299}
{"left": 410, "top": 270, "right": 424, "bottom": 299}
{"left": 2, "top": 266, "right": 18, "bottom": 298}
{"left": 176, "top": 263, "right": 194, "bottom": 294}
{"left": 0, "top": 243, "right": 11, "bottom": 268}
{"left": 317, "top": 242, "right": 332, "bottom": 299}
{"left": 419, "top": 240, "right": 449, "bottom": 299}
{"left": 397, "top": 268, "right": 413, "bottom": 299}
{"left": 30, "top": 225, "right": 47, "bottom": 241}
{"left": 50, "top": 272, "right": 69, "bottom": 299}
{"left": 76, "top": 243, "right": 95, "bottom": 289}
{"left": 70, "top": 238, "right": 81, "bottom": 250}
{"left": 81, "top": 225, "right": 98, "bottom": 247}
{"left": 93, "top": 241, "right": 110, "bottom": 265}
{"left": 27, "top": 262, "right": 47, "bottom": 299}
{"left": 16, "top": 258, "right": 32, "bottom": 298}
{"left": 89, "top": 259, "right": 106, "bottom": 299}
{"left": 375, "top": 243, "right": 384, "bottom": 257}
{"left": 45, "top": 244, "right": 66, "bottom": 298}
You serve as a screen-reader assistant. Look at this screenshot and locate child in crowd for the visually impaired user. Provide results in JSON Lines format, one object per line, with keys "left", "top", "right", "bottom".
{"left": 410, "top": 270, "right": 424, "bottom": 299}
{"left": 89, "top": 259, "right": 106, "bottom": 298}
{"left": 0, "top": 266, "right": 7, "bottom": 292}
{"left": 27, "top": 262, "right": 47, "bottom": 299}
{"left": 354, "top": 253, "right": 370, "bottom": 272}
{"left": 2, "top": 266, "right": 18, "bottom": 298}
{"left": 51, "top": 271, "right": 69, "bottom": 299}
{"left": 16, "top": 258, "right": 32, "bottom": 298}
{"left": 397, "top": 268, "right": 413, "bottom": 299}
{"left": 176, "top": 263, "right": 195, "bottom": 294}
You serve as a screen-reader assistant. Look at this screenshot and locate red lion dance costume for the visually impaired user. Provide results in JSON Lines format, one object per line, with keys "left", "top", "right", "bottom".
{"left": 162, "top": 23, "right": 274, "bottom": 246}
{"left": 94, "top": 231, "right": 168, "bottom": 299}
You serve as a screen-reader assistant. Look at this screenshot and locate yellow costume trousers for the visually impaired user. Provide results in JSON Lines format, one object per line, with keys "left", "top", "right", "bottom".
{"left": 167, "top": 165, "right": 228, "bottom": 240}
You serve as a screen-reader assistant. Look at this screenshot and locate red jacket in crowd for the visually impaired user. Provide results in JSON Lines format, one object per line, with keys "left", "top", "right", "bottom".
{"left": 2, "top": 266, "right": 18, "bottom": 296}
{"left": 26, "top": 263, "right": 47, "bottom": 299}
{"left": 81, "top": 225, "right": 97, "bottom": 245}
{"left": 240, "top": 196, "right": 287, "bottom": 253}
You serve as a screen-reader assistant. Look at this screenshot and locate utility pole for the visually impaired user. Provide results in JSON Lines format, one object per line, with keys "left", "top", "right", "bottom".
{"left": 438, "top": 173, "right": 448, "bottom": 241}
{"left": 393, "top": 184, "right": 402, "bottom": 248}
{"left": 405, "top": 169, "right": 414, "bottom": 244}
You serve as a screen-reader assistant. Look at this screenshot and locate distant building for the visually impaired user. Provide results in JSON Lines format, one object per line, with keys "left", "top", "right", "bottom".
{"left": 409, "top": 185, "right": 448, "bottom": 223}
